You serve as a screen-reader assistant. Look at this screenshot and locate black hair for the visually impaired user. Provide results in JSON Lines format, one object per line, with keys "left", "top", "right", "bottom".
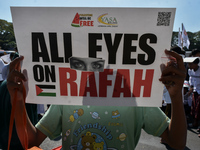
{"left": 193, "top": 58, "right": 199, "bottom": 64}
{"left": 170, "top": 46, "right": 185, "bottom": 55}
{"left": 191, "top": 48, "right": 200, "bottom": 56}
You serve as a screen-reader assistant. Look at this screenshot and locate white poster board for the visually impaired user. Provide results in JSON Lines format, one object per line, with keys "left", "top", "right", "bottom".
{"left": 11, "top": 7, "right": 175, "bottom": 106}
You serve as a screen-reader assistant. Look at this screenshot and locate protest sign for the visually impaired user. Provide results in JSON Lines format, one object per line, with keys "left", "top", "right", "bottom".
{"left": 11, "top": 7, "right": 175, "bottom": 106}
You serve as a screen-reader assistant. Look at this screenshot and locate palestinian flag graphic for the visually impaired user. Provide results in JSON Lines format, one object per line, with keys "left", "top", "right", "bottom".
{"left": 36, "top": 85, "right": 56, "bottom": 97}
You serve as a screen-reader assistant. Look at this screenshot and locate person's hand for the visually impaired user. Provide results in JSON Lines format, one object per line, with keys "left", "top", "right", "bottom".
{"left": 7, "top": 56, "right": 27, "bottom": 104}
{"left": 159, "top": 50, "right": 186, "bottom": 98}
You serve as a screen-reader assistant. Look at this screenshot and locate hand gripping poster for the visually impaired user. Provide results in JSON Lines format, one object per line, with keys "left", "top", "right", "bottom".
{"left": 11, "top": 7, "right": 175, "bottom": 106}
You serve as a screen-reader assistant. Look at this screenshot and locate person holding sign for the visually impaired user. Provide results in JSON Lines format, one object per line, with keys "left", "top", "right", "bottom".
{"left": 5, "top": 50, "right": 186, "bottom": 150}
{"left": 0, "top": 53, "right": 38, "bottom": 150}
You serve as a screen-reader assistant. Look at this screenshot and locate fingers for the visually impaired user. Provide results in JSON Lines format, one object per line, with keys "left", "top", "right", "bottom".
{"left": 160, "top": 50, "right": 186, "bottom": 86}
{"left": 7, "top": 70, "right": 26, "bottom": 92}
{"left": 164, "top": 50, "right": 185, "bottom": 71}
{"left": 163, "top": 49, "right": 186, "bottom": 76}
{"left": 7, "top": 69, "right": 27, "bottom": 82}
{"left": 159, "top": 72, "right": 185, "bottom": 85}
{"left": 7, "top": 80, "right": 22, "bottom": 90}
{"left": 161, "top": 65, "right": 186, "bottom": 78}
{"left": 9, "top": 56, "right": 24, "bottom": 72}
{"left": 7, "top": 56, "right": 26, "bottom": 93}
{"left": 8, "top": 56, "right": 26, "bottom": 81}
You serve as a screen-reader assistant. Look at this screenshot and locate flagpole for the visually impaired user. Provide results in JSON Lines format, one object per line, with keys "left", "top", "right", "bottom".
{"left": 178, "top": 27, "right": 183, "bottom": 50}
{"left": 181, "top": 24, "right": 183, "bottom": 50}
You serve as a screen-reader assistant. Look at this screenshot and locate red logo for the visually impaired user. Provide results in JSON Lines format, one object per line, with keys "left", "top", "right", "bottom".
{"left": 71, "top": 13, "right": 94, "bottom": 27}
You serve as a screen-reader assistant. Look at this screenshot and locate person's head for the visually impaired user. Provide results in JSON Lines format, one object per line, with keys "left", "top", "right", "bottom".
{"left": 191, "top": 48, "right": 200, "bottom": 57}
{"left": 14, "top": 47, "right": 18, "bottom": 53}
{"left": 170, "top": 46, "right": 185, "bottom": 57}
{"left": 188, "top": 58, "right": 199, "bottom": 70}
{"left": 170, "top": 46, "right": 185, "bottom": 61}
{"left": 10, "top": 52, "right": 16, "bottom": 61}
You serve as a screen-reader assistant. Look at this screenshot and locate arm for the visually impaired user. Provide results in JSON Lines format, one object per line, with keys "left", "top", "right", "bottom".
{"left": 159, "top": 50, "right": 187, "bottom": 150}
{"left": 7, "top": 56, "right": 46, "bottom": 148}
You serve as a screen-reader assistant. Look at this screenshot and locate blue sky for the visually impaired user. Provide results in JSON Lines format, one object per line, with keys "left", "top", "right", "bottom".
{"left": 0, "top": 0, "right": 199, "bottom": 32}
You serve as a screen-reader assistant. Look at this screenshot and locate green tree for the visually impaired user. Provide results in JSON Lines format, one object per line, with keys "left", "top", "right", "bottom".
{"left": 0, "top": 19, "right": 16, "bottom": 50}
{"left": 0, "top": 18, "right": 200, "bottom": 52}
{"left": 171, "top": 30, "right": 200, "bottom": 51}
{"left": 171, "top": 31, "right": 178, "bottom": 47}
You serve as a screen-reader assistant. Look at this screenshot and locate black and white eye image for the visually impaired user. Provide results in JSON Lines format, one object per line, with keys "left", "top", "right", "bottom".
{"left": 69, "top": 57, "right": 105, "bottom": 72}
{"left": 70, "top": 58, "right": 86, "bottom": 70}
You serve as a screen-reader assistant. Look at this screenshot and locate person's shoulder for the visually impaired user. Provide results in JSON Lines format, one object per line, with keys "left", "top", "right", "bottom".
{"left": 0, "top": 80, "right": 9, "bottom": 102}
{"left": 0, "top": 80, "right": 7, "bottom": 90}
{"left": 197, "top": 66, "right": 200, "bottom": 72}
{"left": 144, "top": 107, "right": 160, "bottom": 110}
{"left": 143, "top": 107, "right": 162, "bottom": 113}
{"left": 0, "top": 58, "right": 4, "bottom": 65}
{"left": 188, "top": 69, "right": 193, "bottom": 75}
{"left": 0, "top": 80, "right": 7, "bottom": 95}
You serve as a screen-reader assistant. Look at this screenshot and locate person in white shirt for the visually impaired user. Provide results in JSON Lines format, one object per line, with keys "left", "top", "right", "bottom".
{"left": 0, "top": 57, "right": 5, "bottom": 84}
{"left": 188, "top": 58, "right": 200, "bottom": 128}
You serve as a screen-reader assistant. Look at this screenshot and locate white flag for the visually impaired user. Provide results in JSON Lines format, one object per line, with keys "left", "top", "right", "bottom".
{"left": 178, "top": 27, "right": 182, "bottom": 48}
{"left": 182, "top": 23, "right": 190, "bottom": 49}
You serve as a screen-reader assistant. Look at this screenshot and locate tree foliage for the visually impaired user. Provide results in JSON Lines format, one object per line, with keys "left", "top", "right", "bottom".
{"left": 171, "top": 31, "right": 200, "bottom": 50}
{"left": 0, "top": 19, "right": 16, "bottom": 50}
{"left": 0, "top": 18, "right": 200, "bottom": 51}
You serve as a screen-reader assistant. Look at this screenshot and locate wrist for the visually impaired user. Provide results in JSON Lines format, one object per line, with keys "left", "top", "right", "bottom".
{"left": 170, "top": 92, "right": 183, "bottom": 104}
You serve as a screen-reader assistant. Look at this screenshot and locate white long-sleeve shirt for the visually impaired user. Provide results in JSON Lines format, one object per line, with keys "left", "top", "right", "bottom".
{"left": 0, "top": 58, "right": 5, "bottom": 81}
{"left": 188, "top": 67, "right": 200, "bottom": 94}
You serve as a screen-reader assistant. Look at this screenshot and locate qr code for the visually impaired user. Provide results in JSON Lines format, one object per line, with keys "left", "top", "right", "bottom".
{"left": 157, "top": 12, "right": 171, "bottom": 26}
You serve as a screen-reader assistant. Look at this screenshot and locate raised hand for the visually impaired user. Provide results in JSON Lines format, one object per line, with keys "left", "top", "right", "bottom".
{"left": 159, "top": 50, "right": 186, "bottom": 98}
{"left": 7, "top": 56, "right": 27, "bottom": 103}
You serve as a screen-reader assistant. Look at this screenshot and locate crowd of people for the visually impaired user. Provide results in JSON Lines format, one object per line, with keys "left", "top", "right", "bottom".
{"left": 161, "top": 47, "right": 200, "bottom": 138}
{"left": 0, "top": 46, "right": 194, "bottom": 149}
